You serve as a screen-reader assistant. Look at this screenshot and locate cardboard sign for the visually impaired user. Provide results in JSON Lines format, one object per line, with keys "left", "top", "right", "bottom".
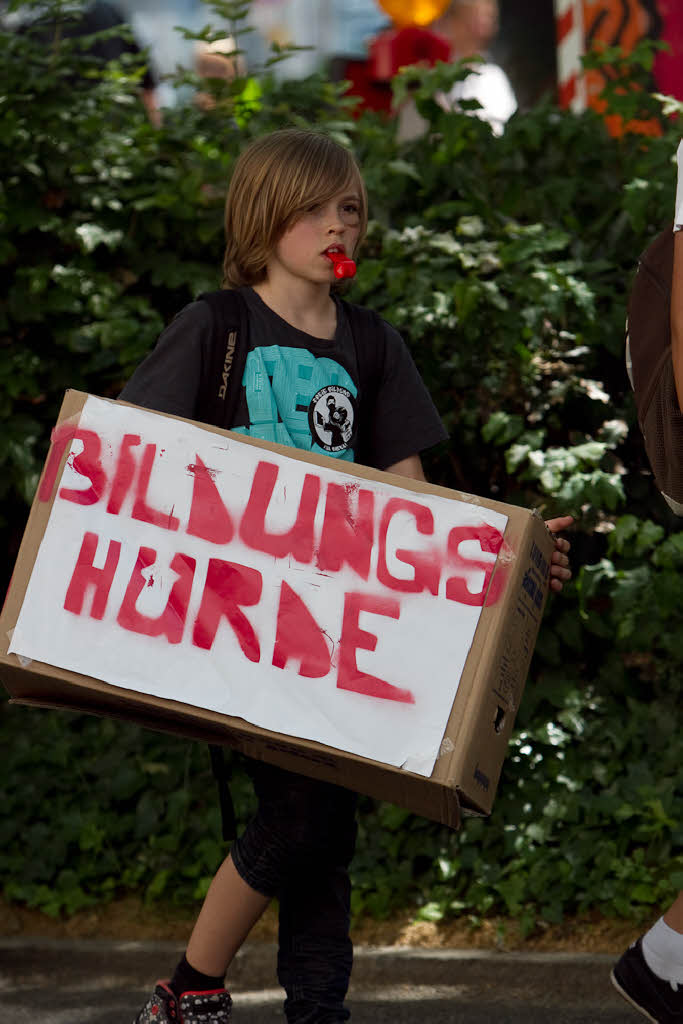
{"left": 8, "top": 394, "right": 510, "bottom": 777}
{"left": 1, "top": 392, "right": 555, "bottom": 825}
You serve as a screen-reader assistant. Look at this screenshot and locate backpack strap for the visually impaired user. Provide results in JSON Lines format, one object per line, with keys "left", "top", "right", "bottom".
{"left": 195, "top": 288, "right": 250, "bottom": 842}
{"left": 196, "top": 288, "right": 250, "bottom": 430}
{"left": 209, "top": 745, "right": 237, "bottom": 842}
{"left": 342, "top": 300, "right": 386, "bottom": 467}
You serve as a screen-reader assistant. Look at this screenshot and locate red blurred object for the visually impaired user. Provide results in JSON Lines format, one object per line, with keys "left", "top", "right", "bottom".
{"left": 339, "top": 24, "right": 451, "bottom": 115}
{"left": 341, "top": 58, "right": 393, "bottom": 113}
{"left": 369, "top": 25, "right": 450, "bottom": 81}
{"left": 654, "top": 0, "right": 683, "bottom": 102}
{"left": 325, "top": 251, "right": 357, "bottom": 279}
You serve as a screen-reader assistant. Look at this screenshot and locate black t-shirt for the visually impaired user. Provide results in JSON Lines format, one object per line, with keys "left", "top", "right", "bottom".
{"left": 120, "top": 287, "right": 447, "bottom": 472}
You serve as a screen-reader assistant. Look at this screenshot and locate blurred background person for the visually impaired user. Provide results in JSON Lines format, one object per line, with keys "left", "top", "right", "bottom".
{"left": 433, "top": 0, "right": 516, "bottom": 135}
{"left": 3, "top": 0, "right": 161, "bottom": 123}
{"left": 397, "top": 0, "right": 516, "bottom": 141}
{"left": 194, "top": 35, "right": 245, "bottom": 111}
{"left": 115, "top": 0, "right": 204, "bottom": 108}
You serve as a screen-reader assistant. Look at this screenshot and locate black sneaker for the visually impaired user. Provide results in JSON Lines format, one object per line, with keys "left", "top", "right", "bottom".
{"left": 611, "top": 938, "right": 683, "bottom": 1022}
{"left": 179, "top": 987, "right": 232, "bottom": 1024}
{"left": 134, "top": 981, "right": 232, "bottom": 1023}
{"left": 134, "top": 982, "right": 180, "bottom": 1024}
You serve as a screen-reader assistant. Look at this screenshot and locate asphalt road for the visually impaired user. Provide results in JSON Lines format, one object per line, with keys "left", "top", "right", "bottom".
{"left": 0, "top": 938, "right": 643, "bottom": 1023}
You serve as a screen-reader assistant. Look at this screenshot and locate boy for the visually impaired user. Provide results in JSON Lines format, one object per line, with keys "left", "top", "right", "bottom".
{"left": 125, "top": 128, "right": 572, "bottom": 1023}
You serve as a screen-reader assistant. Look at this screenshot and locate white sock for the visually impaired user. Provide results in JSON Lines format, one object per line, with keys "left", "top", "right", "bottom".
{"left": 642, "top": 917, "right": 683, "bottom": 986}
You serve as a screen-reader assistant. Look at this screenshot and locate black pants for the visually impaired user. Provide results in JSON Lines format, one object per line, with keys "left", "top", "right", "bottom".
{"left": 231, "top": 760, "right": 359, "bottom": 1024}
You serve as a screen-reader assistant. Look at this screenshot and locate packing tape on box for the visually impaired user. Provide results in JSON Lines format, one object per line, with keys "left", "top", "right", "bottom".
{"left": 496, "top": 541, "right": 516, "bottom": 566}
{"left": 6, "top": 629, "right": 33, "bottom": 668}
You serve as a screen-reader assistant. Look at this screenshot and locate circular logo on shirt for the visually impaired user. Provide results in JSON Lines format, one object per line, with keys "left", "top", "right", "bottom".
{"left": 309, "top": 385, "right": 356, "bottom": 453}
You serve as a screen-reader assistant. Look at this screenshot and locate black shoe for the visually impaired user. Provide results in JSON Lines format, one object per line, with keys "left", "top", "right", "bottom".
{"left": 611, "top": 938, "right": 683, "bottom": 1022}
{"left": 134, "top": 982, "right": 181, "bottom": 1024}
{"left": 134, "top": 980, "right": 232, "bottom": 1023}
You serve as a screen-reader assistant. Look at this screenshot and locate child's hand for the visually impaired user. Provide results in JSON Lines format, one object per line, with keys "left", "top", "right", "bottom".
{"left": 544, "top": 515, "right": 573, "bottom": 593}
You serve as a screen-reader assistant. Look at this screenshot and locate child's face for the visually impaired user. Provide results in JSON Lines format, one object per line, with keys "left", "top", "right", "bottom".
{"left": 268, "top": 188, "right": 362, "bottom": 288}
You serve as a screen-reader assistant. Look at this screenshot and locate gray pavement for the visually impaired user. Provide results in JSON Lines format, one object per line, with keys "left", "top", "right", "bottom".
{"left": 0, "top": 937, "right": 643, "bottom": 1022}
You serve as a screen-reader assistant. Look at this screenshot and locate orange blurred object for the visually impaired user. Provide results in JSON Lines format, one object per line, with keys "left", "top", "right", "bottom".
{"left": 376, "top": 0, "right": 450, "bottom": 29}
{"left": 555, "top": 0, "right": 683, "bottom": 137}
{"left": 583, "top": 0, "right": 662, "bottom": 137}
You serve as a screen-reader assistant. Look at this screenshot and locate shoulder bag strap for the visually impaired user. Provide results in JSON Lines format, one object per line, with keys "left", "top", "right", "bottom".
{"left": 196, "top": 288, "right": 249, "bottom": 430}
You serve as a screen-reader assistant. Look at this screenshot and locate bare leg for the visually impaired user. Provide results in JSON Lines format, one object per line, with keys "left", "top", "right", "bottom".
{"left": 663, "top": 891, "right": 683, "bottom": 934}
{"left": 185, "top": 853, "right": 270, "bottom": 977}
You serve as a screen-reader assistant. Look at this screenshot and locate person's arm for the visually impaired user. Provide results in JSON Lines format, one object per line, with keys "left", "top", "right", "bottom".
{"left": 141, "top": 86, "right": 162, "bottom": 127}
{"left": 672, "top": 140, "right": 683, "bottom": 412}
{"left": 671, "top": 231, "right": 683, "bottom": 413}
{"left": 384, "top": 454, "right": 426, "bottom": 480}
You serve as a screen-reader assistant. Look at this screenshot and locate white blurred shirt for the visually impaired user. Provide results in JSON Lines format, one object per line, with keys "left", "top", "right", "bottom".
{"left": 439, "top": 61, "right": 517, "bottom": 136}
{"left": 397, "top": 59, "right": 517, "bottom": 142}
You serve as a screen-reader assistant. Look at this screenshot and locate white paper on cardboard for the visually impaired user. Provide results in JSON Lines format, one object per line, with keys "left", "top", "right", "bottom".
{"left": 9, "top": 396, "right": 508, "bottom": 775}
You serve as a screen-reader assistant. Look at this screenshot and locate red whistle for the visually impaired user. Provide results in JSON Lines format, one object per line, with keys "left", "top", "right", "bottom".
{"left": 325, "top": 251, "right": 357, "bottom": 279}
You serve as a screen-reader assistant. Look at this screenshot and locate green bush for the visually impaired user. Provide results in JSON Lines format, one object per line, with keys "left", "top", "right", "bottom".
{"left": 2, "top": 2, "right": 682, "bottom": 930}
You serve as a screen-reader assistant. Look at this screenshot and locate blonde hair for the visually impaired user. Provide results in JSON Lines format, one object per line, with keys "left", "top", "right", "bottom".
{"left": 222, "top": 129, "right": 368, "bottom": 289}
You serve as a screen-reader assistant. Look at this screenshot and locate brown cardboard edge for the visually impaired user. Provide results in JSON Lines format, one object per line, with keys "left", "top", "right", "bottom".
{"left": 445, "top": 514, "right": 556, "bottom": 814}
{"left": 0, "top": 656, "right": 461, "bottom": 830}
{"left": 430, "top": 507, "right": 530, "bottom": 813}
{"left": 1, "top": 390, "right": 87, "bottom": 642}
